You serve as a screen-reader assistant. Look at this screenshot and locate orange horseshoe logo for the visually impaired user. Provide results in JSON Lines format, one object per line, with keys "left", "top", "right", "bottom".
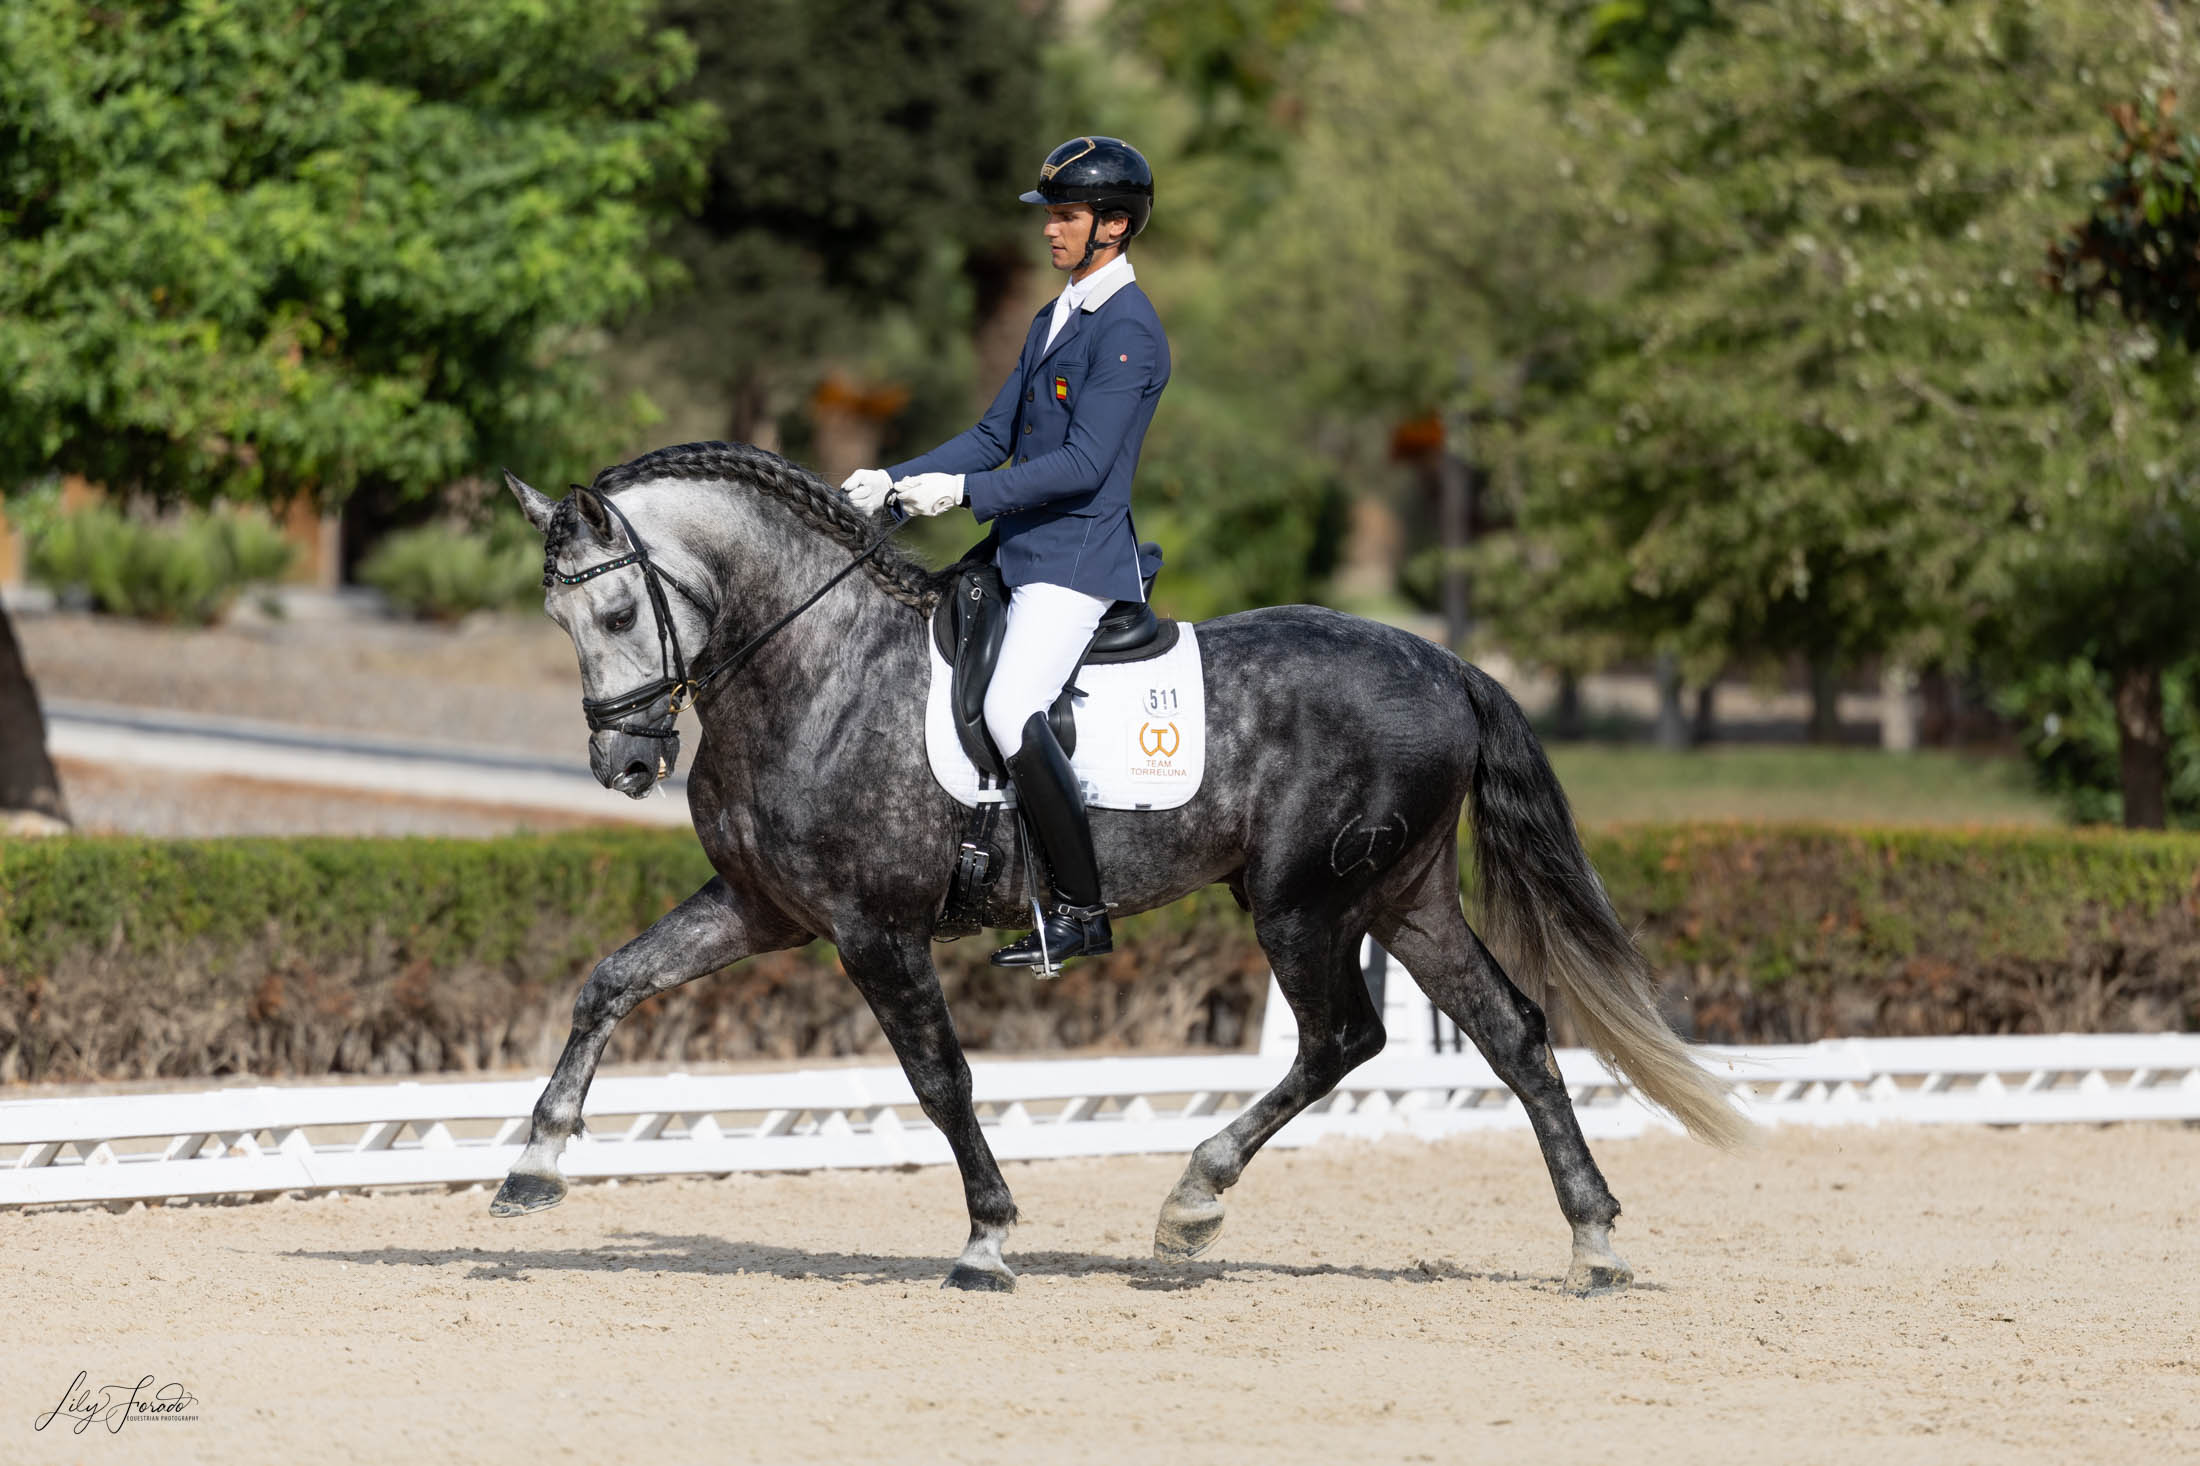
{"left": 1139, "top": 721, "right": 1180, "bottom": 758}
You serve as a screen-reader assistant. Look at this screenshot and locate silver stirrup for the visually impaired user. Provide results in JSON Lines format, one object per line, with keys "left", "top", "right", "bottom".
{"left": 1028, "top": 896, "right": 1059, "bottom": 978}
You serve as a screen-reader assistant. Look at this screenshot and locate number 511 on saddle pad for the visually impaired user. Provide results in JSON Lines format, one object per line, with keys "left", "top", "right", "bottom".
{"left": 923, "top": 626, "right": 1206, "bottom": 811}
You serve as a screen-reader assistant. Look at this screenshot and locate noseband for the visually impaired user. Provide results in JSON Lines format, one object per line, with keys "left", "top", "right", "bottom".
{"left": 547, "top": 486, "right": 905, "bottom": 742}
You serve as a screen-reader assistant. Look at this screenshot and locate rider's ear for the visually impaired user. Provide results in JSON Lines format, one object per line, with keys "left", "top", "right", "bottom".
{"left": 572, "top": 487, "right": 619, "bottom": 546}
{"left": 502, "top": 470, "right": 557, "bottom": 534}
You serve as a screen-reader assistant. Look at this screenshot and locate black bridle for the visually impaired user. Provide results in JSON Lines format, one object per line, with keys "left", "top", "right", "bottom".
{"left": 547, "top": 486, "right": 907, "bottom": 743}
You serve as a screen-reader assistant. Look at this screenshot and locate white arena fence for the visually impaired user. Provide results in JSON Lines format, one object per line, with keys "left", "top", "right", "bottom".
{"left": 5, "top": 942, "right": 2198, "bottom": 1209}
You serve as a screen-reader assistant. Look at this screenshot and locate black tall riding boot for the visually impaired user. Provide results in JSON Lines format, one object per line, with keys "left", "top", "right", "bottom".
{"left": 992, "top": 711, "right": 1113, "bottom": 971}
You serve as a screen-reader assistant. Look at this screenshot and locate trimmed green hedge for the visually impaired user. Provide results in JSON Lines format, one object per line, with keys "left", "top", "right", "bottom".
{"left": 0, "top": 833, "right": 1264, "bottom": 1083}
{"left": 0, "top": 832, "right": 715, "bottom": 981}
{"left": 2, "top": 826, "right": 2195, "bottom": 1082}
{"left": 1584, "top": 825, "right": 2200, "bottom": 1040}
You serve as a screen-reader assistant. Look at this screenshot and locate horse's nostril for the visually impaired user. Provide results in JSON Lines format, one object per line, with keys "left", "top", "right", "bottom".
{"left": 623, "top": 761, "right": 651, "bottom": 785}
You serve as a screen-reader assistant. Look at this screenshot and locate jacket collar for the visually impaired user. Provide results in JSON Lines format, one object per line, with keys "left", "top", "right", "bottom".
{"left": 1071, "top": 254, "right": 1136, "bottom": 313}
{"left": 1033, "top": 258, "right": 1136, "bottom": 367}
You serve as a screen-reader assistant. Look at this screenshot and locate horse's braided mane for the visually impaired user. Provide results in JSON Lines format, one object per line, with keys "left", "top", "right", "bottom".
{"left": 585, "top": 440, "right": 949, "bottom": 612}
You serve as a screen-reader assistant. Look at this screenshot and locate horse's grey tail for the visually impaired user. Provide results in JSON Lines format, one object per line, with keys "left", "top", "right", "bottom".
{"left": 1458, "top": 665, "right": 1753, "bottom": 1150}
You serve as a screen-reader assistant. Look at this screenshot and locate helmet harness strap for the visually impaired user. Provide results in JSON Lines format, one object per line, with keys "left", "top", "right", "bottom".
{"left": 1073, "top": 206, "right": 1129, "bottom": 273}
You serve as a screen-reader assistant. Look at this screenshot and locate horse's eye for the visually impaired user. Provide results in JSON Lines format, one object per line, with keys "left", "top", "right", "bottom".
{"left": 606, "top": 606, "right": 637, "bottom": 634}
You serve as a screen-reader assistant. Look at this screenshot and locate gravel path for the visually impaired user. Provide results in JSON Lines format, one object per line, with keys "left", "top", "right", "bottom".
{"left": 51, "top": 758, "right": 624, "bottom": 838}
{"left": 2, "top": 1123, "right": 2193, "bottom": 1464}
{"left": 17, "top": 609, "right": 631, "bottom": 835}
{"left": 16, "top": 609, "right": 583, "bottom": 757}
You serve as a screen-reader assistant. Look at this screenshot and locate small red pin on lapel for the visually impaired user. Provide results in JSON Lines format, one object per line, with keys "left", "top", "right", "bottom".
{"left": 1119, "top": 354, "right": 1129, "bottom": 362}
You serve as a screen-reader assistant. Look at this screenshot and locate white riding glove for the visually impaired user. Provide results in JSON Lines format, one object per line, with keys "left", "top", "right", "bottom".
{"left": 894, "top": 472, "right": 965, "bottom": 517}
{"left": 840, "top": 467, "right": 894, "bottom": 514}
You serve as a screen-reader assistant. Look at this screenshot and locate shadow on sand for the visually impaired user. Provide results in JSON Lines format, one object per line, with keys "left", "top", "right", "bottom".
{"left": 279, "top": 1230, "right": 1634, "bottom": 1293}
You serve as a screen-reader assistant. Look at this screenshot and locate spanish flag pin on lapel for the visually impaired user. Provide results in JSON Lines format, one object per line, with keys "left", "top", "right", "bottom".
{"left": 1053, "top": 375, "right": 1069, "bottom": 402}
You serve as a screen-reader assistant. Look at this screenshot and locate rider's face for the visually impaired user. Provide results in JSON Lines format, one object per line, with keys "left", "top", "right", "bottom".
{"left": 1042, "top": 204, "right": 1127, "bottom": 275}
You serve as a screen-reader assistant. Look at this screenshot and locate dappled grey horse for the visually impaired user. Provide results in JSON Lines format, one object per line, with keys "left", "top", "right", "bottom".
{"left": 493, "top": 441, "right": 1749, "bottom": 1292}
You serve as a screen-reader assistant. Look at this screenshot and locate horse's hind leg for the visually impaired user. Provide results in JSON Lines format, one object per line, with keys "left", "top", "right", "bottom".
{"left": 1372, "top": 850, "right": 1631, "bottom": 1293}
{"left": 1155, "top": 909, "right": 1382, "bottom": 1261}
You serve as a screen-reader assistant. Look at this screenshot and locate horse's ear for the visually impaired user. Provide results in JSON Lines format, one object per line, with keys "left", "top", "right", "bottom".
{"left": 503, "top": 470, "right": 557, "bottom": 535}
{"left": 572, "top": 487, "right": 619, "bottom": 546}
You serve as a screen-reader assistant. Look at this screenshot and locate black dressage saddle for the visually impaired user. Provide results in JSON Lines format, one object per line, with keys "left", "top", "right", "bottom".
{"left": 932, "top": 540, "right": 1180, "bottom": 782}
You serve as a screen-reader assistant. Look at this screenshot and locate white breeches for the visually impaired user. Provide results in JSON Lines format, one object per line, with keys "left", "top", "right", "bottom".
{"left": 983, "top": 580, "right": 1113, "bottom": 759}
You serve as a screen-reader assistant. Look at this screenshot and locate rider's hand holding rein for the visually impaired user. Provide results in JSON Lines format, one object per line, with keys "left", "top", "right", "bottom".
{"left": 840, "top": 467, "right": 894, "bottom": 514}
{"left": 893, "top": 472, "right": 965, "bottom": 518}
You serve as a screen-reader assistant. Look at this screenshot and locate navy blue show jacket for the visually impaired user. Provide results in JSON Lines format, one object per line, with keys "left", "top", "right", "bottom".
{"left": 889, "top": 277, "right": 1169, "bottom": 604}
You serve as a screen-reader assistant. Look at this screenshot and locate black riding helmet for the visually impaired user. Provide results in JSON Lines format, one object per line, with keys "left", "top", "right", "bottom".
{"left": 1021, "top": 136, "right": 1154, "bottom": 269}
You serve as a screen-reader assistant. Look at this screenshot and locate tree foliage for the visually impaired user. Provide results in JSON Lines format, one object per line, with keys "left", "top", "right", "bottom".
{"left": 1110, "top": 0, "right": 1339, "bottom": 172}
{"left": 2047, "top": 89, "right": 2200, "bottom": 347}
{"left": 639, "top": 0, "right": 1048, "bottom": 451}
{"left": 1488, "top": 0, "right": 2186, "bottom": 685}
{"left": 1555, "top": 0, "right": 1725, "bottom": 95}
{"left": 1995, "top": 656, "right": 2200, "bottom": 826}
{"left": 1233, "top": 1, "right": 1613, "bottom": 423}
{"left": 0, "top": 0, "right": 711, "bottom": 505}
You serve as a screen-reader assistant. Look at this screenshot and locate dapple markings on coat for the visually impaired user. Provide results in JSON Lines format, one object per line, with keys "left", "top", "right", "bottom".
{"left": 493, "top": 441, "right": 1752, "bottom": 1294}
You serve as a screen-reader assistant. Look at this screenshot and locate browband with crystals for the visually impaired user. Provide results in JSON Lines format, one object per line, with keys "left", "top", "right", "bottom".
{"left": 545, "top": 550, "right": 638, "bottom": 588}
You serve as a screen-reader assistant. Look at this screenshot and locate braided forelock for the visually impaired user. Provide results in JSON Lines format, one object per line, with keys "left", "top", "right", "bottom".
{"left": 585, "top": 441, "right": 947, "bottom": 612}
{"left": 541, "top": 495, "right": 584, "bottom": 562}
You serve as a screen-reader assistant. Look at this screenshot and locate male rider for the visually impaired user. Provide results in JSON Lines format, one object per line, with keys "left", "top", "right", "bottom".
{"left": 841, "top": 136, "right": 1168, "bottom": 971}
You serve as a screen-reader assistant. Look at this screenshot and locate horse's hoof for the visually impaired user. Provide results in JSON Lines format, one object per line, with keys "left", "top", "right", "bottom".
{"left": 1153, "top": 1196, "right": 1225, "bottom": 1261}
{"left": 489, "top": 1170, "right": 567, "bottom": 1217}
{"left": 1563, "top": 1255, "right": 1634, "bottom": 1294}
{"left": 942, "top": 1263, "right": 1016, "bottom": 1293}
{"left": 1564, "top": 1222, "right": 1632, "bottom": 1294}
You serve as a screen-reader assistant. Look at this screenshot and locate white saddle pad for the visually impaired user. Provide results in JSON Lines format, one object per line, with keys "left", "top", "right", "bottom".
{"left": 924, "top": 623, "right": 1206, "bottom": 811}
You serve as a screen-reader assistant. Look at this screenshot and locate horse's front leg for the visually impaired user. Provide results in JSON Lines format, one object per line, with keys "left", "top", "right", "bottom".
{"left": 835, "top": 925, "right": 1020, "bottom": 1292}
{"left": 491, "top": 876, "right": 802, "bottom": 1216}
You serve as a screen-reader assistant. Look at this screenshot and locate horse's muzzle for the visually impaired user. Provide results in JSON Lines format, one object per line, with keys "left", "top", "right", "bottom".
{"left": 590, "top": 728, "right": 679, "bottom": 799}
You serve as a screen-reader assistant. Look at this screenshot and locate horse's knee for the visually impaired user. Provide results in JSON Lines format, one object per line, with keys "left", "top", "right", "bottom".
{"left": 570, "top": 961, "right": 633, "bottom": 1029}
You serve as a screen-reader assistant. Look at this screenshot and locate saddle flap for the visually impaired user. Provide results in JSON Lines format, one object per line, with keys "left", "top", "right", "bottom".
{"left": 932, "top": 561, "right": 1011, "bottom": 781}
{"left": 929, "top": 547, "right": 1182, "bottom": 781}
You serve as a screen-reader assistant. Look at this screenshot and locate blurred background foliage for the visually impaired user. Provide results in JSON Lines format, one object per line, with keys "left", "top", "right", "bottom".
{"left": 15, "top": 489, "right": 294, "bottom": 624}
{"left": 0, "top": 0, "right": 713, "bottom": 504}
{"left": 355, "top": 512, "right": 544, "bottom": 622}
{"left": 7, "top": 0, "right": 2200, "bottom": 825}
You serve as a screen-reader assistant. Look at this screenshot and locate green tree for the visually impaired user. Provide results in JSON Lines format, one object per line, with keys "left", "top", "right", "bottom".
{"left": 0, "top": 0, "right": 710, "bottom": 819}
{"left": 1553, "top": 0, "right": 1724, "bottom": 96}
{"left": 636, "top": 0, "right": 1049, "bottom": 463}
{"left": 1110, "top": 0, "right": 1339, "bottom": 182}
{"left": 1491, "top": 0, "right": 2177, "bottom": 734}
{"left": 2016, "top": 88, "right": 2200, "bottom": 826}
{"left": 1161, "top": 1, "right": 1624, "bottom": 630}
